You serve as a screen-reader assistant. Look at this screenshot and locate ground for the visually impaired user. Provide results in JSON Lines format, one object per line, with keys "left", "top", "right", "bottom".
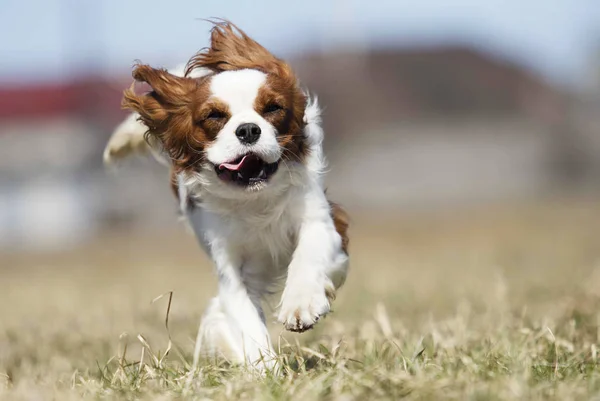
{"left": 2, "top": 198, "right": 600, "bottom": 400}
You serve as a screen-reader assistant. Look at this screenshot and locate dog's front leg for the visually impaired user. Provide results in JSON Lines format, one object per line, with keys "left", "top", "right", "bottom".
{"left": 278, "top": 190, "right": 349, "bottom": 332}
{"left": 189, "top": 210, "right": 275, "bottom": 369}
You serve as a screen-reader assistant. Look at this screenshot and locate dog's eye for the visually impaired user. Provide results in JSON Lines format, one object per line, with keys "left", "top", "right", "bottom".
{"left": 206, "top": 110, "right": 227, "bottom": 120}
{"left": 263, "top": 103, "right": 283, "bottom": 114}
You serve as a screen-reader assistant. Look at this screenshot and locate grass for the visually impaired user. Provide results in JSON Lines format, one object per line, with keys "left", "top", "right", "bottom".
{"left": 2, "top": 198, "right": 600, "bottom": 400}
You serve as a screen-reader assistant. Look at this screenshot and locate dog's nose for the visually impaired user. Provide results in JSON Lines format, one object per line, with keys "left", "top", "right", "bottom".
{"left": 235, "top": 123, "right": 261, "bottom": 144}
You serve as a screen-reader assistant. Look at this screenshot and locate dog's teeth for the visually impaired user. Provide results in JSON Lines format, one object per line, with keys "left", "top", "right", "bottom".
{"left": 259, "top": 169, "right": 267, "bottom": 179}
{"left": 237, "top": 173, "right": 244, "bottom": 180}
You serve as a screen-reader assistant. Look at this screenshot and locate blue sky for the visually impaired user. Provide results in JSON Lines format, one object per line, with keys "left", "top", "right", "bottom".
{"left": 1, "top": 0, "right": 599, "bottom": 87}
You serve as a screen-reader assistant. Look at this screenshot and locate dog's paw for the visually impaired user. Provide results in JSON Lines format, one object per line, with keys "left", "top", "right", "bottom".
{"left": 103, "top": 113, "right": 147, "bottom": 165}
{"left": 277, "top": 282, "right": 335, "bottom": 332}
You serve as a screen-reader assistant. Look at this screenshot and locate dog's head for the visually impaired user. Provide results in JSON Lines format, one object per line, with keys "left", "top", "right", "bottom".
{"left": 122, "top": 21, "right": 308, "bottom": 195}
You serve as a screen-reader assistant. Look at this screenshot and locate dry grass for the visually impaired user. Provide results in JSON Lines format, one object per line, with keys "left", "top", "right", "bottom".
{"left": 2, "top": 198, "right": 600, "bottom": 400}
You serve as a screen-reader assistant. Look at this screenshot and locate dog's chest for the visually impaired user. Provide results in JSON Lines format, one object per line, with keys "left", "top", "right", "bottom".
{"left": 188, "top": 200, "right": 300, "bottom": 268}
{"left": 228, "top": 209, "right": 298, "bottom": 264}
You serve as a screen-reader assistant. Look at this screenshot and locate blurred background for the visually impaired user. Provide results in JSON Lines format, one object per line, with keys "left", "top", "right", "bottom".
{"left": 0, "top": 0, "right": 599, "bottom": 251}
{"left": 1, "top": 0, "right": 599, "bottom": 252}
{"left": 2, "top": 1, "right": 600, "bottom": 387}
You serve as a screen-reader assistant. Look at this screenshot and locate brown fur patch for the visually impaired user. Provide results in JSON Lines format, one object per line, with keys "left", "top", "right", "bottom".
{"left": 329, "top": 202, "right": 349, "bottom": 253}
{"left": 186, "top": 20, "right": 286, "bottom": 76}
{"left": 254, "top": 74, "right": 307, "bottom": 162}
{"left": 121, "top": 66, "right": 224, "bottom": 175}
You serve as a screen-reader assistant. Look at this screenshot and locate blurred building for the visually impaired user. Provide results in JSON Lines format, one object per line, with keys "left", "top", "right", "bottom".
{"left": 0, "top": 45, "right": 598, "bottom": 249}
{"left": 295, "top": 47, "right": 566, "bottom": 125}
{"left": 295, "top": 47, "right": 596, "bottom": 207}
{"left": 0, "top": 76, "right": 171, "bottom": 250}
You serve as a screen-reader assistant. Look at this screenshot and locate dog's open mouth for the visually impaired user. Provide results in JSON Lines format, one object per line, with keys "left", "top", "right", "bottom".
{"left": 214, "top": 154, "right": 279, "bottom": 186}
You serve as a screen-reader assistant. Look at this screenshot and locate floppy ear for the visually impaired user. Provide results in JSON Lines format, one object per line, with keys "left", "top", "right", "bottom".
{"left": 122, "top": 64, "right": 198, "bottom": 163}
{"left": 185, "top": 20, "right": 286, "bottom": 76}
{"left": 122, "top": 64, "right": 196, "bottom": 130}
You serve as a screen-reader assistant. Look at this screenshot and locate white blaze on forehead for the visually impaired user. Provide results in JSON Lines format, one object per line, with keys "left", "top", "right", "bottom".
{"left": 209, "top": 69, "right": 267, "bottom": 113}
{"left": 204, "top": 68, "right": 281, "bottom": 166}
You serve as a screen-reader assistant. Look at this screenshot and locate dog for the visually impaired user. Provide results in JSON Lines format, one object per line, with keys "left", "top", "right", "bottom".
{"left": 104, "top": 20, "right": 349, "bottom": 369}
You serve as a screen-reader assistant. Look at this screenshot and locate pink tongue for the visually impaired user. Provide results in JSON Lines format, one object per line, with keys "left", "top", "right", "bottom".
{"left": 219, "top": 155, "right": 248, "bottom": 171}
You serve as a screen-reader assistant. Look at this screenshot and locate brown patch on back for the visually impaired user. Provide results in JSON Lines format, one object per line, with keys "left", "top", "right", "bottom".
{"left": 329, "top": 202, "right": 349, "bottom": 253}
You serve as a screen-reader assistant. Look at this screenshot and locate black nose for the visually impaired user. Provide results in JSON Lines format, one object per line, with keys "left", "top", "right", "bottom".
{"left": 235, "top": 123, "right": 261, "bottom": 144}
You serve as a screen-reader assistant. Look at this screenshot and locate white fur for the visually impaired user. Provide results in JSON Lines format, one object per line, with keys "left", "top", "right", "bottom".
{"left": 105, "top": 67, "right": 348, "bottom": 371}
{"left": 205, "top": 70, "right": 281, "bottom": 166}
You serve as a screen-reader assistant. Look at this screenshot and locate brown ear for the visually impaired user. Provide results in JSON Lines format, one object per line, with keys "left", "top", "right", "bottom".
{"left": 185, "top": 20, "right": 285, "bottom": 76}
{"left": 122, "top": 64, "right": 198, "bottom": 163}
{"left": 122, "top": 64, "right": 196, "bottom": 131}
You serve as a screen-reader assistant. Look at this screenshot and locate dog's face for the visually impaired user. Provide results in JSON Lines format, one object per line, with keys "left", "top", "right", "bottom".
{"left": 123, "top": 22, "right": 307, "bottom": 194}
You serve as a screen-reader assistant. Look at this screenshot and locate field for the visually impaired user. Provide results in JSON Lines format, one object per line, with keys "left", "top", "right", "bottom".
{"left": 2, "top": 198, "right": 600, "bottom": 400}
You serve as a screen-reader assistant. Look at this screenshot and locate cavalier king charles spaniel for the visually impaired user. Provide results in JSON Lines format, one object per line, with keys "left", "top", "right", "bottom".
{"left": 104, "top": 20, "right": 349, "bottom": 369}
